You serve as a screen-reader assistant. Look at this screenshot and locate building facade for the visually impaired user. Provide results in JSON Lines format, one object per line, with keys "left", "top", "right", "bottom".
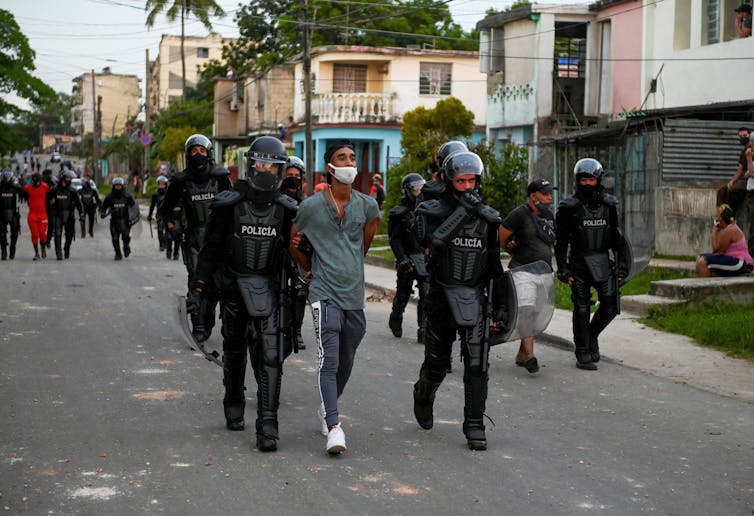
{"left": 70, "top": 68, "right": 141, "bottom": 140}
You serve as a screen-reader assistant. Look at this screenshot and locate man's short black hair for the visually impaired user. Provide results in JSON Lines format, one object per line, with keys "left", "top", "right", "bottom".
{"left": 738, "top": 126, "right": 750, "bottom": 133}
{"left": 324, "top": 140, "right": 355, "bottom": 164}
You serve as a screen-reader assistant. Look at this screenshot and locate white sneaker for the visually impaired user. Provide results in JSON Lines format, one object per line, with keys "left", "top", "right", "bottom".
{"left": 326, "top": 423, "right": 346, "bottom": 454}
{"left": 317, "top": 403, "right": 328, "bottom": 436}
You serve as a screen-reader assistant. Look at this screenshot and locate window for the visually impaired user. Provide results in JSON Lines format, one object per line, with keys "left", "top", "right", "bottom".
{"left": 419, "top": 62, "right": 452, "bottom": 95}
{"left": 333, "top": 64, "right": 367, "bottom": 93}
{"left": 480, "top": 28, "right": 505, "bottom": 73}
{"left": 702, "top": 0, "right": 740, "bottom": 44}
{"left": 197, "top": 47, "right": 209, "bottom": 58}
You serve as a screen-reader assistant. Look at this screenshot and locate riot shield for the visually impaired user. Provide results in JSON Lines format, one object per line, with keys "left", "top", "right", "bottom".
{"left": 129, "top": 203, "right": 143, "bottom": 238}
{"left": 489, "top": 260, "right": 555, "bottom": 345}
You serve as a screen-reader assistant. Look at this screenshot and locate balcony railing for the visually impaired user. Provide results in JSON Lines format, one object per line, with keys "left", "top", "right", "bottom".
{"left": 312, "top": 92, "right": 396, "bottom": 124}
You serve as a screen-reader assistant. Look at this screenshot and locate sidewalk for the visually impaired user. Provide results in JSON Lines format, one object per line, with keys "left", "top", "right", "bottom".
{"left": 364, "top": 261, "right": 754, "bottom": 405}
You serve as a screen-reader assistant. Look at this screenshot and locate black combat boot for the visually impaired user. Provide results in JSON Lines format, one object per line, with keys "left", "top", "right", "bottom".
{"left": 589, "top": 335, "right": 600, "bottom": 363}
{"left": 413, "top": 377, "right": 440, "bottom": 429}
{"left": 223, "top": 353, "right": 246, "bottom": 431}
{"left": 255, "top": 363, "right": 282, "bottom": 452}
{"left": 463, "top": 370, "right": 488, "bottom": 451}
{"left": 40, "top": 244, "right": 46, "bottom": 259}
{"left": 1, "top": 246, "right": 7, "bottom": 260}
{"left": 389, "top": 311, "right": 403, "bottom": 338}
{"left": 575, "top": 346, "right": 597, "bottom": 371}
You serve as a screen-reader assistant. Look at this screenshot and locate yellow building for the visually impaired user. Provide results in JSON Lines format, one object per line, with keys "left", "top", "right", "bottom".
{"left": 71, "top": 68, "right": 142, "bottom": 140}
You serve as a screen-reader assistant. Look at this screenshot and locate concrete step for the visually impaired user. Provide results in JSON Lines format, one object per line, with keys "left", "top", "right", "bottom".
{"left": 621, "top": 294, "right": 688, "bottom": 316}
{"left": 650, "top": 276, "right": 754, "bottom": 303}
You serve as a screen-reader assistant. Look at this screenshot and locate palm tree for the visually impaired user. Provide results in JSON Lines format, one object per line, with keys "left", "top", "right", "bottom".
{"left": 145, "top": 0, "right": 225, "bottom": 100}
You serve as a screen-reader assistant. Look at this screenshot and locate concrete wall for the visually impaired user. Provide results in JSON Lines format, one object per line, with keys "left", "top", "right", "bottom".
{"left": 654, "top": 187, "right": 716, "bottom": 256}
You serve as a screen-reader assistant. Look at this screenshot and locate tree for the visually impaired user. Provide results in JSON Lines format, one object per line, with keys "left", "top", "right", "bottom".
{"left": 145, "top": 0, "right": 225, "bottom": 99}
{"left": 0, "top": 8, "right": 55, "bottom": 154}
{"left": 158, "top": 126, "right": 200, "bottom": 162}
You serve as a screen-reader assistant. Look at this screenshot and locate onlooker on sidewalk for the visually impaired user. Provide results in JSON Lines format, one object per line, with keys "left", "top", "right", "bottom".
{"left": 499, "top": 178, "right": 557, "bottom": 374}
{"left": 555, "top": 158, "right": 629, "bottom": 371}
{"left": 716, "top": 127, "right": 750, "bottom": 217}
{"left": 696, "top": 204, "right": 754, "bottom": 277}
{"left": 744, "top": 133, "right": 754, "bottom": 257}
{"left": 369, "top": 173, "right": 385, "bottom": 208}
{"left": 289, "top": 140, "right": 380, "bottom": 455}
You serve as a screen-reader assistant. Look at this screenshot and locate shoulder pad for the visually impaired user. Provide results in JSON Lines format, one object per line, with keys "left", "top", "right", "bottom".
{"left": 210, "top": 167, "right": 230, "bottom": 177}
{"left": 477, "top": 204, "right": 502, "bottom": 224}
{"left": 416, "top": 199, "right": 451, "bottom": 218}
{"left": 275, "top": 193, "right": 299, "bottom": 211}
{"left": 388, "top": 205, "right": 409, "bottom": 219}
{"left": 559, "top": 196, "right": 582, "bottom": 210}
{"left": 422, "top": 181, "right": 444, "bottom": 194}
{"left": 602, "top": 193, "right": 618, "bottom": 207}
{"left": 170, "top": 172, "right": 188, "bottom": 183}
{"left": 211, "top": 190, "right": 242, "bottom": 207}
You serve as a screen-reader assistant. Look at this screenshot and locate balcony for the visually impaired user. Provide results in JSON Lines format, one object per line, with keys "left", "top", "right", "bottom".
{"left": 312, "top": 92, "right": 396, "bottom": 124}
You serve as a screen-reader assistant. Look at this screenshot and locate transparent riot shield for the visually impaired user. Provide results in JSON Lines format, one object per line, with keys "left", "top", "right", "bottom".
{"left": 490, "top": 260, "right": 555, "bottom": 345}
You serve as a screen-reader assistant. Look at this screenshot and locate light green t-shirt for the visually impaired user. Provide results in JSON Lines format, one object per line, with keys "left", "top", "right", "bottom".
{"left": 294, "top": 189, "right": 380, "bottom": 310}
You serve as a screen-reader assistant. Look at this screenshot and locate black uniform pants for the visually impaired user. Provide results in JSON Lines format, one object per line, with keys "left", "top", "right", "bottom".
{"left": 221, "top": 293, "right": 291, "bottom": 429}
{"left": 109, "top": 218, "right": 131, "bottom": 256}
{"left": 52, "top": 216, "right": 76, "bottom": 257}
{"left": 417, "top": 286, "right": 488, "bottom": 426}
{"left": 570, "top": 270, "right": 619, "bottom": 354}
{"left": 0, "top": 216, "right": 20, "bottom": 255}
{"left": 391, "top": 268, "right": 428, "bottom": 332}
{"left": 82, "top": 206, "right": 97, "bottom": 236}
{"left": 155, "top": 218, "right": 166, "bottom": 250}
{"left": 165, "top": 222, "right": 181, "bottom": 258}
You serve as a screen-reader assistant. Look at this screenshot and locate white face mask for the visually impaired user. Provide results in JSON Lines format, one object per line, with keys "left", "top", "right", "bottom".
{"left": 328, "top": 163, "right": 358, "bottom": 185}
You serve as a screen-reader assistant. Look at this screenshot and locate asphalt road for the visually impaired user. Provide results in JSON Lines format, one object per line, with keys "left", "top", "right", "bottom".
{"left": 1, "top": 204, "right": 753, "bottom": 515}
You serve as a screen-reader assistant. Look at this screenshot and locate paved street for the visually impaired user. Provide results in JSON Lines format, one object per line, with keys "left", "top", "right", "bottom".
{"left": 1, "top": 204, "right": 753, "bottom": 515}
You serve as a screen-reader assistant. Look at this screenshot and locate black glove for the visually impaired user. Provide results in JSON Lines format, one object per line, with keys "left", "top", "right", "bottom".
{"left": 397, "top": 256, "right": 413, "bottom": 274}
{"left": 458, "top": 190, "right": 482, "bottom": 213}
{"left": 186, "top": 281, "right": 206, "bottom": 315}
{"left": 557, "top": 270, "right": 571, "bottom": 284}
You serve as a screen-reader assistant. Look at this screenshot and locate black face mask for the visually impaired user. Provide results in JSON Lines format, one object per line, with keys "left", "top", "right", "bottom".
{"left": 113, "top": 187, "right": 123, "bottom": 197}
{"left": 740, "top": 136, "right": 750, "bottom": 146}
{"left": 281, "top": 176, "right": 301, "bottom": 194}
{"left": 189, "top": 153, "right": 210, "bottom": 171}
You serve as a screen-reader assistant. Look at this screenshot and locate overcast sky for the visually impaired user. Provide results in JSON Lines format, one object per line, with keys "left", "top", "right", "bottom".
{"left": 4, "top": 0, "right": 589, "bottom": 112}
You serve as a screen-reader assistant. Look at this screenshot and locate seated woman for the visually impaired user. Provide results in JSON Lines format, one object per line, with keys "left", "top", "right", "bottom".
{"left": 696, "top": 204, "right": 754, "bottom": 277}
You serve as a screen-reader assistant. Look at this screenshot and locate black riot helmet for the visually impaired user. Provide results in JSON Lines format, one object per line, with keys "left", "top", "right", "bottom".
{"left": 573, "top": 158, "right": 604, "bottom": 183}
{"left": 60, "top": 170, "right": 75, "bottom": 185}
{"left": 444, "top": 151, "right": 484, "bottom": 192}
{"left": 1, "top": 171, "right": 13, "bottom": 184}
{"left": 285, "top": 156, "right": 306, "bottom": 177}
{"left": 437, "top": 141, "right": 468, "bottom": 167}
{"left": 573, "top": 158, "right": 604, "bottom": 199}
{"left": 245, "top": 136, "right": 287, "bottom": 192}
{"left": 401, "top": 173, "right": 425, "bottom": 200}
{"left": 185, "top": 134, "right": 212, "bottom": 159}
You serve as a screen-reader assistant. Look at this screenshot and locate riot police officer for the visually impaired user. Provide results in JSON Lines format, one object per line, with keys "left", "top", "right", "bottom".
{"left": 47, "top": 170, "right": 83, "bottom": 260}
{"left": 100, "top": 177, "right": 135, "bottom": 260}
{"left": 158, "top": 134, "right": 231, "bottom": 342}
{"left": 42, "top": 169, "right": 57, "bottom": 249}
{"left": 422, "top": 140, "right": 468, "bottom": 201}
{"left": 281, "top": 155, "right": 308, "bottom": 350}
{"left": 187, "top": 136, "right": 297, "bottom": 452}
{"left": 388, "top": 173, "right": 428, "bottom": 341}
{"left": 555, "top": 158, "right": 629, "bottom": 371}
{"left": 0, "top": 171, "right": 27, "bottom": 260}
{"left": 412, "top": 151, "right": 505, "bottom": 451}
{"left": 79, "top": 179, "right": 101, "bottom": 238}
{"left": 147, "top": 175, "right": 169, "bottom": 252}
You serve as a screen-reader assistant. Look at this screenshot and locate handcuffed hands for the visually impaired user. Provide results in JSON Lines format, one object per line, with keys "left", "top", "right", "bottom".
{"left": 397, "top": 256, "right": 413, "bottom": 273}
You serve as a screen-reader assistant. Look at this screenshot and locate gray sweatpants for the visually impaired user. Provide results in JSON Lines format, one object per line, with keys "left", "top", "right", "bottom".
{"left": 311, "top": 300, "right": 367, "bottom": 428}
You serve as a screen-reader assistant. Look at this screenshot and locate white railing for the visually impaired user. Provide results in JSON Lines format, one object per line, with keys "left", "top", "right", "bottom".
{"left": 313, "top": 92, "right": 396, "bottom": 124}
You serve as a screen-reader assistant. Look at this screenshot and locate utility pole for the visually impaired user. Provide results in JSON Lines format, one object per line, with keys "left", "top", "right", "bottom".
{"left": 144, "top": 48, "right": 151, "bottom": 176}
{"left": 91, "top": 69, "right": 99, "bottom": 183}
{"left": 303, "top": 0, "right": 314, "bottom": 193}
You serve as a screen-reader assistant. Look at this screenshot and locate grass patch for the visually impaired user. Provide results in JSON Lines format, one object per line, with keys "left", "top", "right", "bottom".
{"left": 641, "top": 301, "right": 754, "bottom": 360}
{"left": 653, "top": 253, "right": 696, "bottom": 262}
{"left": 554, "top": 266, "right": 695, "bottom": 311}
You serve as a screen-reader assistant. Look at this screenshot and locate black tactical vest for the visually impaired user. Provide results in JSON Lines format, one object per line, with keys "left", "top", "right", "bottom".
{"left": 0, "top": 186, "right": 19, "bottom": 222}
{"left": 80, "top": 189, "right": 97, "bottom": 208}
{"left": 224, "top": 200, "right": 287, "bottom": 276}
{"left": 184, "top": 179, "right": 220, "bottom": 245}
{"left": 574, "top": 203, "right": 612, "bottom": 252}
{"left": 109, "top": 195, "right": 130, "bottom": 220}
{"left": 430, "top": 216, "right": 489, "bottom": 287}
{"left": 52, "top": 187, "right": 74, "bottom": 223}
